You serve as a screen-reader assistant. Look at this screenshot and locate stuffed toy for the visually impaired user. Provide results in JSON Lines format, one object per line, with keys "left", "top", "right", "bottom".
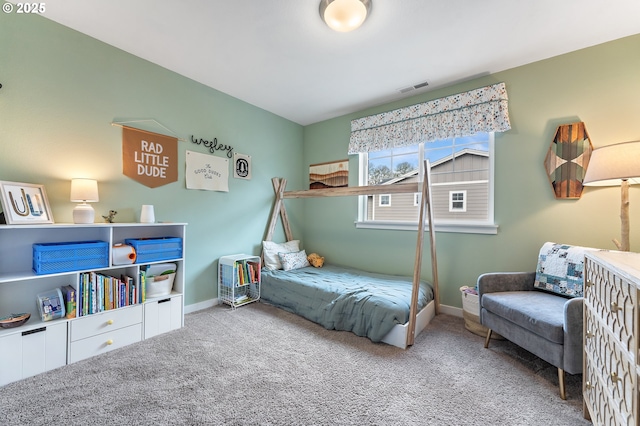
{"left": 102, "top": 210, "right": 118, "bottom": 223}
{"left": 307, "top": 252, "right": 325, "bottom": 268}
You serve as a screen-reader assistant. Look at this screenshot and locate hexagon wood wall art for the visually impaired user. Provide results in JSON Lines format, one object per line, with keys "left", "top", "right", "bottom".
{"left": 544, "top": 122, "right": 594, "bottom": 199}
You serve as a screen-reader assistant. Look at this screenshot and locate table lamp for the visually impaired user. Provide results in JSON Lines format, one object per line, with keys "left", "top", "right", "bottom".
{"left": 70, "top": 178, "right": 99, "bottom": 224}
{"left": 583, "top": 141, "right": 640, "bottom": 251}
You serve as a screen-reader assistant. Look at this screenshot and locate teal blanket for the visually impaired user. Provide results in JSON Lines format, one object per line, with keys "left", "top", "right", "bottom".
{"left": 261, "top": 264, "right": 433, "bottom": 342}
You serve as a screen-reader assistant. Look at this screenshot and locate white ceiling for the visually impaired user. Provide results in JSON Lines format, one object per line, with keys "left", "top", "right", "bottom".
{"left": 41, "top": 0, "right": 640, "bottom": 126}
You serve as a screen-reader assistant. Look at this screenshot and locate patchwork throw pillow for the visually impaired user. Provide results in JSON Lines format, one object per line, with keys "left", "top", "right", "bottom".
{"left": 278, "top": 250, "right": 310, "bottom": 271}
{"left": 533, "top": 242, "right": 599, "bottom": 298}
{"left": 262, "top": 240, "right": 300, "bottom": 270}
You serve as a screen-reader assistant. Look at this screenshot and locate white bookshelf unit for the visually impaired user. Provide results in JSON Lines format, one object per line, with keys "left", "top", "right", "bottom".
{"left": 0, "top": 222, "right": 186, "bottom": 386}
{"left": 218, "top": 254, "right": 261, "bottom": 309}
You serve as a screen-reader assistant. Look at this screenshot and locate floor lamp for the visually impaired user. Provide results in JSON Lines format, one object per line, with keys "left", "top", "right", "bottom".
{"left": 583, "top": 141, "right": 640, "bottom": 251}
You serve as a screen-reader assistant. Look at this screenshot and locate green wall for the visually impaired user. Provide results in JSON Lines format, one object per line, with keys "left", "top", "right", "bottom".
{"left": 3, "top": 12, "right": 639, "bottom": 310}
{"left": 0, "top": 13, "right": 304, "bottom": 307}
{"left": 302, "top": 34, "right": 640, "bottom": 308}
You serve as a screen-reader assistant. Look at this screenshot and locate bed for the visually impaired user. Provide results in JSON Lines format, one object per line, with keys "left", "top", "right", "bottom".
{"left": 261, "top": 172, "right": 440, "bottom": 348}
{"left": 260, "top": 241, "right": 435, "bottom": 348}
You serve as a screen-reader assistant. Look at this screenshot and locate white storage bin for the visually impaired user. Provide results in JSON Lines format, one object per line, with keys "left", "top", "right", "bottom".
{"left": 461, "top": 286, "right": 480, "bottom": 316}
{"left": 36, "top": 288, "right": 65, "bottom": 322}
{"left": 145, "top": 263, "right": 176, "bottom": 298}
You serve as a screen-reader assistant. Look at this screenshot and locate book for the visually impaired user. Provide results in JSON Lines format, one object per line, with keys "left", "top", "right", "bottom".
{"left": 62, "top": 285, "right": 76, "bottom": 319}
{"left": 140, "top": 268, "right": 146, "bottom": 303}
{"left": 121, "top": 274, "right": 135, "bottom": 305}
{"left": 247, "top": 261, "right": 261, "bottom": 283}
{"left": 77, "top": 274, "right": 84, "bottom": 317}
{"left": 90, "top": 272, "right": 97, "bottom": 315}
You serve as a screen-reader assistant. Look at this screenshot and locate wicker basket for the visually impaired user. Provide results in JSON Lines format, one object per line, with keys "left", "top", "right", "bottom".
{"left": 460, "top": 286, "right": 502, "bottom": 339}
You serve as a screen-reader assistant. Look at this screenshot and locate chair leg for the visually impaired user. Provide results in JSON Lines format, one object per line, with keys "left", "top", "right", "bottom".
{"left": 558, "top": 368, "right": 566, "bottom": 400}
{"left": 484, "top": 329, "right": 492, "bottom": 348}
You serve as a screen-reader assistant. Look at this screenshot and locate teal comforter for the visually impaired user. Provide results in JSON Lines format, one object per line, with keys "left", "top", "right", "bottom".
{"left": 260, "top": 265, "right": 433, "bottom": 342}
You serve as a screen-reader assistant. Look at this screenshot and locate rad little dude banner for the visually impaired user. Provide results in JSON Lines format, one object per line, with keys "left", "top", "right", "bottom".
{"left": 122, "top": 126, "right": 178, "bottom": 188}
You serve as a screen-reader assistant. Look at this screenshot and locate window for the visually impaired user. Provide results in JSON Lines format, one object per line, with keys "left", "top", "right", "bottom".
{"left": 358, "top": 132, "right": 496, "bottom": 234}
{"left": 449, "top": 191, "right": 466, "bottom": 212}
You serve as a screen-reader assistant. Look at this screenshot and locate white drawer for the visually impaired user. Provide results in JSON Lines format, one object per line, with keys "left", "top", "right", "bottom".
{"left": 0, "top": 322, "right": 67, "bottom": 386}
{"left": 70, "top": 305, "right": 142, "bottom": 342}
{"left": 585, "top": 258, "right": 636, "bottom": 353}
{"left": 584, "top": 356, "right": 629, "bottom": 426}
{"left": 144, "top": 295, "right": 182, "bottom": 339}
{"left": 69, "top": 323, "right": 142, "bottom": 363}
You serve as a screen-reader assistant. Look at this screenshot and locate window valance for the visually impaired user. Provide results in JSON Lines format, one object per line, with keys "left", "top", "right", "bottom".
{"left": 348, "top": 82, "right": 511, "bottom": 154}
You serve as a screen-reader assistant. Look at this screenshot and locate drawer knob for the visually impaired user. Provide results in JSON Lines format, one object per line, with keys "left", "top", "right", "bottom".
{"left": 610, "top": 372, "right": 622, "bottom": 383}
{"left": 611, "top": 302, "right": 623, "bottom": 312}
{"left": 106, "top": 339, "right": 113, "bottom": 346}
{"left": 107, "top": 319, "right": 114, "bottom": 325}
{"left": 586, "top": 330, "right": 595, "bottom": 339}
{"left": 585, "top": 381, "right": 593, "bottom": 390}
{"left": 586, "top": 281, "right": 594, "bottom": 287}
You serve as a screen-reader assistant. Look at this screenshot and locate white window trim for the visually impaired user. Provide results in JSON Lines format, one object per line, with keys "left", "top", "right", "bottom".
{"left": 356, "top": 133, "right": 497, "bottom": 235}
{"left": 354, "top": 220, "right": 499, "bottom": 235}
{"left": 449, "top": 190, "right": 467, "bottom": 212}
{"left": 379, "top": 194, "right": 391, "bottom": 206}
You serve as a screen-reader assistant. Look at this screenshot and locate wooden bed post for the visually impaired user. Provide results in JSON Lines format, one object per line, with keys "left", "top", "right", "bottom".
{"left": 264, "top": 178, "right": 294, "bottom": 250}
{"left": 406, "top": 160, "right": 439, "bottom": 347}
{"left": 272, "top": 178, "right": 293, "bottom": 242}
{"left": 425, "top": 162, "right": 440, "bottom": 315}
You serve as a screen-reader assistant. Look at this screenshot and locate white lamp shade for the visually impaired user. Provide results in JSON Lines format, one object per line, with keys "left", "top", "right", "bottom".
{"left": 583, "top": 141, "right": 640, "bottom": 187}
{"left": 70, "top": 178, "right": 99, "bottom": 202}
{"left": 320, "top": 0, "right": 371, "bottom": 32}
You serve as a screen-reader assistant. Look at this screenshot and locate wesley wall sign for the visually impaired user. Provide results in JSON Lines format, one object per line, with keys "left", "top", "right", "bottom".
{"left": 190, "top": 135, "right": 234, "bottom": 158}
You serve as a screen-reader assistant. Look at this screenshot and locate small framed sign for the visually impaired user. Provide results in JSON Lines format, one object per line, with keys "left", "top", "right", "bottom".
{"left": 234, "top": 152, "right": 252, "bottom": 180}
{"left": 0, "top": 181, "right": 54, "bottom": 224}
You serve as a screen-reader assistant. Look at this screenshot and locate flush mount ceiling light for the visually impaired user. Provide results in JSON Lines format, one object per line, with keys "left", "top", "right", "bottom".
{"left": 319, "top": 0, "right": 372, "bottom": 32}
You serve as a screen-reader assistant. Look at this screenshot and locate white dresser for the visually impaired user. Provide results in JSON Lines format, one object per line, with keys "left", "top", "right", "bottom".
{"left": 583, "top": 251, "right": 640, "bottom": 425}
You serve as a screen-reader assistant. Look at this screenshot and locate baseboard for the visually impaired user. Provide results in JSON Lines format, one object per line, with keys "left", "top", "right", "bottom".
{"left": 439, "top": 304, "right": 463, "bottom": 318}
{"left": 185, "top": 298, "right": 219, "bottom": 314}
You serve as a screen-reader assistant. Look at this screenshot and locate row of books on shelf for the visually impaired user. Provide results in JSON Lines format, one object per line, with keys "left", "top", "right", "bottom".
{"left": 235, "top": 260, "right": 260, "bottom": 285}
{"left": 64, "top": 271, "right": 147, "bottom": 318}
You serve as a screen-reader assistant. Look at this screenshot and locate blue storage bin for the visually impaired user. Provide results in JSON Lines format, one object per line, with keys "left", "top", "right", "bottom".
{"left": 124, "top": 237, "right": 183, "bottom": 263}
{"left": 33, "top": 240, "right": 109, "bottom": 274}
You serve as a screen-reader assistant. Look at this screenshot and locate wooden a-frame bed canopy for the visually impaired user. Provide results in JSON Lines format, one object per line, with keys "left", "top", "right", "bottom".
{"left": 263, "top": 160, "right": 440, "bottom": 348}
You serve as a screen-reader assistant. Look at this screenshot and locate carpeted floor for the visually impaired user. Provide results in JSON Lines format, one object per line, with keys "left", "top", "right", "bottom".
{"left": 0, "top": 302, "right": 589, "bottom": 425}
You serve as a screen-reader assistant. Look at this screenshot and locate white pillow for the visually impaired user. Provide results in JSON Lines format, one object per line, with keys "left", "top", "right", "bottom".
{"left": 262, "top": 240, "right": 300, "bottom": 270}
{"left": 279, "top": 250, "right": 310, "bottom": 271}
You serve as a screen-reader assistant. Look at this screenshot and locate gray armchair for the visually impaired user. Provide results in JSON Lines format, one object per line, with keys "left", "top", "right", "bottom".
{"left": 478, "top": 243, "right": 593, "bottom": 400}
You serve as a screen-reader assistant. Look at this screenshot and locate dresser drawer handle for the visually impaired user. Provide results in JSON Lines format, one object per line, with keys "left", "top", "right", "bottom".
{"left": 611, "top": 302, "right": 623, "bottom": 312}
{"left": 585, "top": 381, "right": 593, "bottom": 390}
{"left": 107, "top": 319, "right": 114, "bottom": 325}
{"left": 610, "top": 372, "right": 622, "bottom": 383}
{"left": 22, "top": 327, "right": 46, "bottom": 336}
{"left": 586, "top": 281, "right": 594, "bottom": 287}
{"left": 586, "top": 330, "right": 595, "bottom": 339}
{"left": 106, "top": 339, "right": 113, "bottom": 346}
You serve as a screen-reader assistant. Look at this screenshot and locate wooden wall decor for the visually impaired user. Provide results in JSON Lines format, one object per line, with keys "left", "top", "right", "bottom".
{"left": 544, "top": 122, "right": 594, "bottom": 199}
